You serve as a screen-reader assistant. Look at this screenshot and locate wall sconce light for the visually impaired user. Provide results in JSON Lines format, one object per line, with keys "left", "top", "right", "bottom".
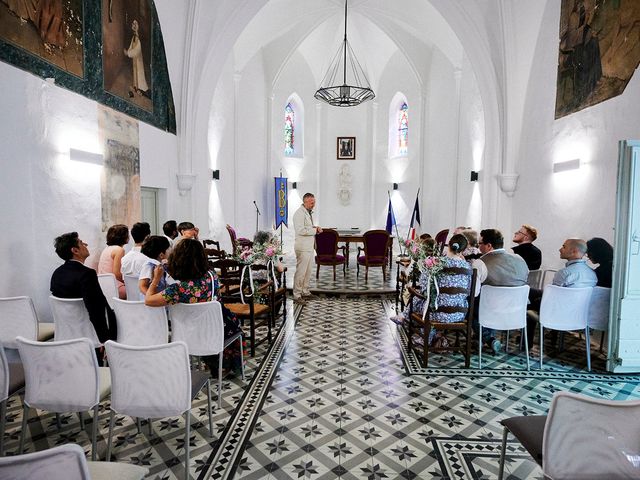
{"left": 553, "top": 158, "right": 581, "bottom": 173}
{"left": 212, "top": 169, "right": 220, "bottom": 180}
{"left": 393, "top": 183, "right": 399, "bottom": 190}
{"left": 69, "top": 148, "right": 103, "bottom": 165}
{"left": 292, "top": 182, "right": 297, "bottom": 189}
{"left": 470, "top": 171, "right": 479, "bottom": 182}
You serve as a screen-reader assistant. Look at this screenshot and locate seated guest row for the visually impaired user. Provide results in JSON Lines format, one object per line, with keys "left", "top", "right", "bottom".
{"left": 50, "top": 230, "right": 244, "bottom": 374}
{"left": 393, "top": 226, "right": 613, "bottom": 355}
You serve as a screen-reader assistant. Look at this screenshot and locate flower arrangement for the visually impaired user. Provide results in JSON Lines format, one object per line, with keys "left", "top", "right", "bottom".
{"left": 232, "top": 233, "right": 283, "bottom": 265}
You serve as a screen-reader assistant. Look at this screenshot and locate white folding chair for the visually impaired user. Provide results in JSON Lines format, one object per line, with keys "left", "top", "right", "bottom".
{"left": 539, "top": 285, "right": 593, "bottom": 370}
{"left": 587, "top": 286, "right": 610, "bottom": 352}
{"left": 105, "top": 341, "right": 212, "bottom": 480}
{"left": 478, "top": 285, "right": 531, "bottom": 370}
{"left": 123, "top": 274, "right": 142, "bottom": 301}
{"left": 97, "top": 273, "right": 118, "bottom": 309}
{"left": 0, "top": 296, "right": 54, "bottom": 349}
{"left": 112, "top": 298, "right": 169, "bottom": 346}
{"left": 170, "top": 301, "right": 245, "bottom": 408}
{"left": 498, "top": 391, "right": 640, "bottom": 480}
{"left": 0, "top": 344, "right": 25, "bottom": 456}
{"left": 540, "top": 269, "right": 557, "bottom": 290}
{"left": 16, "top": 337, "right": 111, "bottom": 460}
{"left": 0, "top": 443, "right": 148, "bottom": 480}
{"left": 49, "top": 296, "right": 102, "bottom": 347}
{"left": 526, "top": 270, "right": 542, "bottom": 290}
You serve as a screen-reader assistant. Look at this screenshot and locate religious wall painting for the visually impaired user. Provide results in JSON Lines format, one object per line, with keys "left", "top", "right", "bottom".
{"left": 556, "top": 0, "right": 640, "bottom": 118}
{"left": 337, "top": 137, "right": 356, "bottom": 160}
{"left": 98, "top": 105, "right": 140, "bottom": 231}
{"left": 102, "top": 0, "right": 152, "bottom": 112}
{"left": 0, "top": 0, "right": 84, "bottom": 77}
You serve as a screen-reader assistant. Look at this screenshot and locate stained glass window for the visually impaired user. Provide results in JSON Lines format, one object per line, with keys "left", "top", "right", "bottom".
{"left": 398, "top": 102, "right": 408, "bottom": 155}
{"left": 284, "top": 103, "right": 295, "bottom": 155}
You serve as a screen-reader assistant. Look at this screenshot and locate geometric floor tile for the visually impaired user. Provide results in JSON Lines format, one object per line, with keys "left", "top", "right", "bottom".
{"left": 6, "top": 295, "right": 640, "bottom": 480}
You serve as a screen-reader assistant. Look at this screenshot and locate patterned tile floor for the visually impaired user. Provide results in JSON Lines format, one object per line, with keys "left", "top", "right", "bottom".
{"left": 235, "top": 297, "right": 640, "bottom": 480}
{"left": 5, "top": 295, "right": 640, "bottom": 480}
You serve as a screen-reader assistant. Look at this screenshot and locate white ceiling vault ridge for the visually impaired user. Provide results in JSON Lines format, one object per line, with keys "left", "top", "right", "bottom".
{"left": 154, "top": 0, "right": 547, "bottom": 226}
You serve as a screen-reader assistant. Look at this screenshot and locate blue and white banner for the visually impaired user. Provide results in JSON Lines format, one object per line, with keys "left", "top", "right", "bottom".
{"left": 274, "top": 177, "right": 288, "bottom": 228}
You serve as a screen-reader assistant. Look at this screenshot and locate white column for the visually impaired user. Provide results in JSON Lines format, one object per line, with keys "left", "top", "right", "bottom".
{"left": 452, "top": 69, "right": 463, "bottom": 225}
{"left": 265, "top": 93, "right": 275, "bottom": 230}
{"left": 368, "top": 101, "right": 378, "bottom": 229}
{"left": 233, "top": 72, "right": 241, "bottom": 226}
{"left": 315, "top": 101, "right": 323, "bottom": 222}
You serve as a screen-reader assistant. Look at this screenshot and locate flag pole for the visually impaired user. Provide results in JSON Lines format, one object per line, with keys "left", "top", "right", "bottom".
{"left": 405, "top": 188, "right": 420, "bottom": 245}
{"left": 388, "top": 190, "right": 404, "bottom": 256}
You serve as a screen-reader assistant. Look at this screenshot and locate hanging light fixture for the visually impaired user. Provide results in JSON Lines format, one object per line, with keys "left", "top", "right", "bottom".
{"left": 314, "top": 0, "right": 375, "bottom": 107}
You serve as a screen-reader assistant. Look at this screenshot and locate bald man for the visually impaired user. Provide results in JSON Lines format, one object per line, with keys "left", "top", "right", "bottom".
{"left": 553, "top": 238, "right": 597, "bottom": 287}
{"left": 524, "top": 238, "right": 596, "bottom": 348}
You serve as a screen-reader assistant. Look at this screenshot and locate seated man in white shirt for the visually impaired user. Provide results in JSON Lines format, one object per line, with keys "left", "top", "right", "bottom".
{"left": 526, "top": 238, "right": 597, "bottom": 348}
{"left": 138, "top": 236, "right": 173, "bottom": 297}
{"left": 121, "top": 222, "right": 151, "bottom": 277}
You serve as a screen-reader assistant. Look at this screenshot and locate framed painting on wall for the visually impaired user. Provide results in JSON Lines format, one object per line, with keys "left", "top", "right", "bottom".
{"left": 102, "top": 0, "right": 153, "bottom": 112}
{"left": 337, "top": 137, "right": 355, "bottom": 160}
{"left": 0, "top": 0, "right": 84, "bottom": 77}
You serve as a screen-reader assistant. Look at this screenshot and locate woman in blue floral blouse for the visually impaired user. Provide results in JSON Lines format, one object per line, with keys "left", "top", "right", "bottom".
{"left": 145, "top": 238, "right": 244, "bottom": 373}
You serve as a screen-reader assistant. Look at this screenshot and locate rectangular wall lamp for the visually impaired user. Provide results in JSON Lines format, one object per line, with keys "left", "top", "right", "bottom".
{"left": 470, "top": 171, "right": 479, "bottom": 182}
{"left": 553, "top": 158, "right": 581, "bottom": 173}
{"left": 212, "top": 169, "right": 220, "bottom": 180}
{"left": 292, "top": 182, "right": 297, "bottom": 189}
{"left": 393, "top": 183, "right": 399, "bottom": 190}
{"left": 69, "top": 148, "right": 103, "bottom": 165}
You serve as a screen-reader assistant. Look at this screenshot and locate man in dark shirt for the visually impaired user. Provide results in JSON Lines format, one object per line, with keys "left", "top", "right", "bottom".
{"left": 50, "top": 232, "right": 117, "bottom": 345}
{"left": 512, "top": 224, "right": 542, "bottom": 270}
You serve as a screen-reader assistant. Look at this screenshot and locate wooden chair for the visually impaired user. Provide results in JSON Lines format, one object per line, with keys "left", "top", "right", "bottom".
{"left": 226, "top": 224, "right": 252, "bottom": 256}
{"left": 219, "top": 272, "right": 273, "bottom": 357}
{"left": 406, "top": 268, "right": 477, "bottom": 367}
{"left": 356, "top": 230, "right": 391, "bottom": 282}
{"left": 203, "top": 239, "right": 226, "bottom": 262}
{"left": 434, "top": 229, "right": 449, "bottom": 254}
{"left": 251, "top": 263, "right": 287, "bottom": 325}
{"left": 315, "top": 229, "right": 347, "bottom": 280}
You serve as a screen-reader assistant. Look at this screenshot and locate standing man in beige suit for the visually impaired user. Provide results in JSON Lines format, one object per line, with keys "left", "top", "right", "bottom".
{"left": 293, "top": 193, "right": 322, "bottom": 305}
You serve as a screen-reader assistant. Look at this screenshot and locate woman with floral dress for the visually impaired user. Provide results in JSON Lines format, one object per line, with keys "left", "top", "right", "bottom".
{"left": 145, "top": 238, "right": 244, "bottom": 373}
{"left": 396, "top": 234, "right": 472, "bottom": 349}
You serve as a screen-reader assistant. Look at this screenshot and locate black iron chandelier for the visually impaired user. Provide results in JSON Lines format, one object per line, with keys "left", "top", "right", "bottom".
{"left": 314, "top": 0, "right": 375, "bottom": 107}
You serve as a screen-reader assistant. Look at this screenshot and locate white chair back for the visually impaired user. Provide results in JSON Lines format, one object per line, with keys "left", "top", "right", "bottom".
{"left": 479, "top": 285, "right": 530, "bottom": 330}
{"left": 0, "top": 443, "right": 91, "bottom": 480}
{"left": 105, "top": 340, "right": 192, "bottom": 418}
{"left": 123, "top": 274, "right": 142, "bottom": 300}
{"left": 169, "top": 301, "right": 225, "bottom": 356}
{"left": 112, "top": 298, "right": 169, "bottom": 346}
{"left": 527, "top": 270, "right": 542, "bottom": 290}
{"left": 0, "top": 296, "right": 39, "bottom": 349}
{"left": 543, "top": 391, "right": 640, "bottom": 478}
{"left": 97, "top": 273, "right": 118, "bottom": 309}
{"left": 49, "top": 296, "right": 102, "bottom": 347}
{"left": 588, "top": 286, "right": 611, "bottom": 332}
{"left": 540, "top": 269, "right": 557, "bottom": 289}
{"left": 539, "top": 285, "right": 592, "bottom": 331}
{"left": 0, "top": 344, "right": 8, "bottom": 403}
{"left": 16, "top": 336, "right": 101, "bottom": 412}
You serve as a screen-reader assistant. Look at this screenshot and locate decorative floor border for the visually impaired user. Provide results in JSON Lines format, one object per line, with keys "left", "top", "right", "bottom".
{"left": 198, "top": 303, "right": 303, "bottom": 480}
{"left": 384, "top": 300, "right": 640, "bottom": 383}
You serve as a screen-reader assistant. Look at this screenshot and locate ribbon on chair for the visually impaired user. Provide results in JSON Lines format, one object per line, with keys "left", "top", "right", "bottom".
{"left": 421, "top": 274, "right": 441, "bottom": 321}
{"left": 267, "top": 260, "right": 279, "bottom": 289}
{"left": 239, "top": 265, "right": 255, "bottom": 304}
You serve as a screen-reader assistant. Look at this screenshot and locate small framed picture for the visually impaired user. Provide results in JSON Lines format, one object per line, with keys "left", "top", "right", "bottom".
{"left": 337, "top": 137, "right": 356, "bottom": 160}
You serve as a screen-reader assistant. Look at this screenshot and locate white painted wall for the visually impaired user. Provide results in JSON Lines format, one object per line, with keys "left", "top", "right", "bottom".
{"left": 0, "top": 62, "right": 178, "bottom": 322}
{"left": 513, "top": 0, "right": 640, "bottom": 270}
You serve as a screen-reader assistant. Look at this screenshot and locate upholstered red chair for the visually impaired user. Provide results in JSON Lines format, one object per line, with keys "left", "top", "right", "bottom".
{"left": 226, "top": 224, "right": 253, "bottom": 255}
{"left": 356, "top": 230, "right": 391, "bottom": 282}
{"left": 315, "top": 229, "right": 347, "bottom": 280}
{"left": 434, "top": 229, "right": 449, "bottom": 254}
